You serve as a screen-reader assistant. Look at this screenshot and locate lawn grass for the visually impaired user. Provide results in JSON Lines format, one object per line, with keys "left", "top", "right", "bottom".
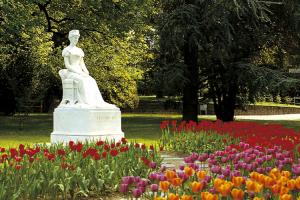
{"left": 0, "top": 113, "right": 300, "bottom": 148}
{"left": 0, "top": 113, "right": 181, "bottom": 148}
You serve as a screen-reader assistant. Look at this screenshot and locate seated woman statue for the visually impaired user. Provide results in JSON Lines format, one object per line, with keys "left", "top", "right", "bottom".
{"left": 59, "top": 30, "right": 116, "bottom": 108}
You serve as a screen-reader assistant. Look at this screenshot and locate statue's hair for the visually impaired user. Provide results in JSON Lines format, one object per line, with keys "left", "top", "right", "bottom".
{"left": 68, "top": 30, "right": 80, "bottom": 39}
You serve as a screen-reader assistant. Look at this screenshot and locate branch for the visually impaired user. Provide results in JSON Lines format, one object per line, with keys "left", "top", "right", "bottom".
{"left": 37, "top": 2, "right": 52, "bottom": 32}
{"left": 49, "top": 17, "right": 75, "bottom": 24}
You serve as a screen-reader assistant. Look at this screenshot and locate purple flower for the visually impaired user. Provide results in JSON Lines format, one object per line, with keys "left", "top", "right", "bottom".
{"left": 119, "top": 184, "right": 128, "bottom": 193}
{"left": 221, "top": 157, "right": 227, "bottom": 163}
{"left": 137, "top": 179, "right": 148, "bottom": 187}
{"left": 232, "top": 170, "right": 241, "bottom": 177}
{"left": 122, "top": 176, "right": 131, "bottom": 184}
{"left": 211, "top": 165, "right": 221, "bottom": 174}
{"left": 246, "top": 164, "right": 253, "bottom": 171}
{"left": 150, "top": 184, "right": 158, "bottom": 192}
{"left": 149, "top": 162, "right": 157, "bottom": 169}
{"left": 134, "top": 176, "right": 141, "bottom": 183}
{"left": 221, "top": 168, "right": 231, "bottom": 177}
{"left": 292, "top": 165, "right": 300, "bottom": 175}
{"left": 266, "top": 166, "right": 272, "bottom": 173}
{"left": 148, "top": 173, "right": 157, "bottom": 180}
{"left": 204, "top": 175, "right": 212, "bottom": 183}
{"left": 184, "top": 156, "right": 192, "bottom": 163}
{"left": 132, "top": 188, "right": 143, "bottom": 198}
{"left": 179, "top": 165, "right": 185, "bottom": 171}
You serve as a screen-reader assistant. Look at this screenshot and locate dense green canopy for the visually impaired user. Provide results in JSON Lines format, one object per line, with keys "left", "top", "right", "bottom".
{"left": 0, "top": 0, "right": 156, "bottom": 114}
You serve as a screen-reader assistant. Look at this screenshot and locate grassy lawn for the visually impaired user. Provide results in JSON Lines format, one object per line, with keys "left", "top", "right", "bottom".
{"left": 0, "top": 113, "right": 181, "bottom": 148}
{"left": 0, "top": 113, "right": 300, "bottom": 148}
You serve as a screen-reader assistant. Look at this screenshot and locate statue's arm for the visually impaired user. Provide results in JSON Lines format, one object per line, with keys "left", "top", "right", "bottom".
{"left": 80, "top": 58, "right": 89, "bottom": 75}
{"left": 64, "top": 56, "right": 82, "bottom": 74}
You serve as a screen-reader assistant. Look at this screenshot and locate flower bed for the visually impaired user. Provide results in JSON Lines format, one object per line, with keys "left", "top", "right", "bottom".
{"left": 0, "top": 138, "right": 161, "bottom": 199}
{"left": 122, "top": 143, "right": 300, "bottom": 199}
{"left": 159, "top": 120, "right": 300, "bottom": 155}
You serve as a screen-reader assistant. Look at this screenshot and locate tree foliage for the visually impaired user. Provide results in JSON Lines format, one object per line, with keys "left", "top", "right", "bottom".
{"left": 158, "top": 0, "right": 300, "bottom": 121}
{"left": 0, "top": 0, "right": 156, "bottom": 114}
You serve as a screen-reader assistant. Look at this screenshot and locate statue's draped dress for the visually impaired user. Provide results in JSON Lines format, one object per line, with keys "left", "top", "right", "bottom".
{"left": 60, "top": 46, "right": 106, "bottom": 107}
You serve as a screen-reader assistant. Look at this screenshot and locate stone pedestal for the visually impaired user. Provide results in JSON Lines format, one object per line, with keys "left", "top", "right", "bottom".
{"left": 51, "top": 107, "right": 124, "bottom": 143}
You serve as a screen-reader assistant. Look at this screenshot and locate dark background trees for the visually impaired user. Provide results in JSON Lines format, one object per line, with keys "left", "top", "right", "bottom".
{"left": 157, "top": 0, "right": 300, "bottom": 121}
{"left": 0, "top": 0, "right": 299, "bottom": 121}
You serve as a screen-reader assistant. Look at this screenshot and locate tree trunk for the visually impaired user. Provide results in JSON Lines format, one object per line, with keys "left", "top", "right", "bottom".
{"left": 214, "top": 86, "right": 237, "bottom": 122}
{"left": 182, "top": 36, "right": 199, "bottom": 122}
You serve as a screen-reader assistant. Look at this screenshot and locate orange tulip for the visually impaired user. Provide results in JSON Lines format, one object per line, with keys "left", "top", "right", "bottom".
{"left": 214, "top": 178, "right": 225, "bottom": 189}
{"left": 232, "top": 176, "right": 244, "bottom": 187}
{"left": 279, "top": 186, "right": 290, "bottom": 196}
{"left": 170, "top": 177, "right": 183, "bottom": 187}
{"left": 250, "top": 172, "right": 260, "bottom": 180}
{"left": 159, "top": 181, "right": 170, "bottom": 192}
{"left": 184, "top": 166, "right": 194, "bottom": 177}
{"left": 181, "top": 195, "right": 193, "bottom": 200}
{"left": 257, "top": 174, "right": 266, "bottom": 185}
{"left": 271, "top": 184, "right": 281, "bottom": 195}
{"left": 264, "top": 176, "right": 276, "bottom": 188}
{"left": 197, "top": 170, "right": 206, "bottom": 180}
{"left": 278, "top": 177, "right": 288, "bottom": 186}
{"left": 281, "top": 171, "right": 291, "bottom": 179}
{"left": 231, "top": 188, "right": 244, "bottom": 200}
{"left": 246, "top": 180, "right": 263, "bottom": 193}
{"left": 270, "top": 168, "right": 280, "bottom": 179}
{"left": 201, "top": 192, "right": 218, "bottom": 200}
{"left": 165, "top": 170, "right": 177, "bottom": 180}
{"left": 295, "top": 177, "right": 300, "bottom": 189}
{"left": 190, "top": 181, "right": 204, "bottom": 193}
{"left": 253, "top": 197, "right": 264, "bottom": 200}
{"left": 168, "top": 193, "right": 179, "bottom": 200}
{"left": 280, "top": 194, "right": 293, "bottom": 200}
{"left": 218, "top": 182, "right": 233, "bottom": 197}
{"left": 287, "top": 179, "right": 296, "bottom": 190}
{"left": 154, "top": 197, "right": 166, "bottom": 200}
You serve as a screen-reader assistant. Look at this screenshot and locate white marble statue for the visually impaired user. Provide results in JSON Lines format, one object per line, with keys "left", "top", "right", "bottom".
{"left": 58, "top": 30, "right": 115, "bottom": 108}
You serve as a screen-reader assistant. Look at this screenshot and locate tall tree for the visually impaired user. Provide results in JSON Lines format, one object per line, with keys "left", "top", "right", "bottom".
{"left": 158, "top": 0, "right": 299, "bottom": 122}
{"left": 0, "top": 0, "right": 156, "bottom": 113}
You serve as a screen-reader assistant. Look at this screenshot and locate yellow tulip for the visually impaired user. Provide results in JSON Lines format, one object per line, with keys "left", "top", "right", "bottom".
{"left": 253, "top": 197, "right": 265, "bottom": 200}
{"left": 154, "top": 197, "right": 166, "bottom": 200}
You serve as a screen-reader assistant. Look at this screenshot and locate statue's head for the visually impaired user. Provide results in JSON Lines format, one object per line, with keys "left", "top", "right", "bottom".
{"left": 68, "top": 30, "right": 80, "bottom": 45}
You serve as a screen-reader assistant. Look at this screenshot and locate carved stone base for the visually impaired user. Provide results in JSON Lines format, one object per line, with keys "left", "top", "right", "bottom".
{"left": 51, "top": 107, "right": 124, "bottom": 143}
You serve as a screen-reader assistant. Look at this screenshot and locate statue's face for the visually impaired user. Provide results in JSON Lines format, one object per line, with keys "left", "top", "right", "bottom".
{"left": 69, "top": 35, "right": 80, "bottom": 45}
